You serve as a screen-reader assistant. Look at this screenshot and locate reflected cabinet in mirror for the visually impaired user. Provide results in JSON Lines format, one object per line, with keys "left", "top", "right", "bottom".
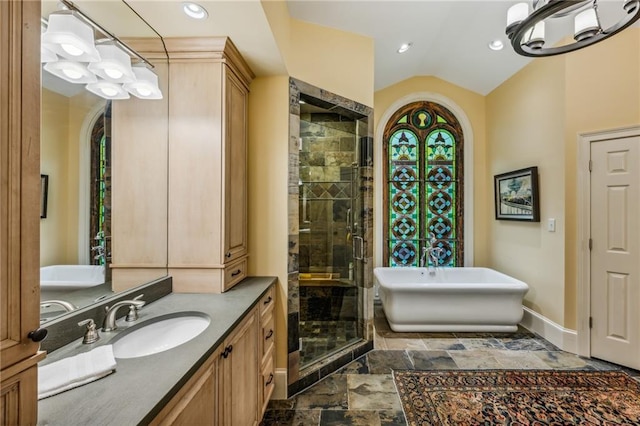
{"left": 40, "top": 0, "right": 168, "bottom": 323}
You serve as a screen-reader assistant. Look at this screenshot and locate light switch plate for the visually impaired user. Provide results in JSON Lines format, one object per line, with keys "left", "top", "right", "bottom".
{"left": 548, "top": 218, "right": 556, "bottom": 232}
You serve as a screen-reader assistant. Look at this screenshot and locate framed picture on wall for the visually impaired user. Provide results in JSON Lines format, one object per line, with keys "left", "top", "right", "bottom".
{"left": 494, "top": 166, "right": 540, "bottom": 222}
{"left": 41, "top": 174, "right": 49, "bottom": 219}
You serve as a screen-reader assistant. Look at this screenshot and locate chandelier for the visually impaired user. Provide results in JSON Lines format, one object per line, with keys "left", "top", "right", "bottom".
{"left": 505, "top": 0, "right": 640, "bottom": 57}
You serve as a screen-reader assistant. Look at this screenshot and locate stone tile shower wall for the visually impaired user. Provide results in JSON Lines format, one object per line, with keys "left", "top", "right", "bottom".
{"left": 299, "top": 113, "right": 355, "bottom": 279}
{"left": 287, "top": 78, "right": 374, "bottom": 396}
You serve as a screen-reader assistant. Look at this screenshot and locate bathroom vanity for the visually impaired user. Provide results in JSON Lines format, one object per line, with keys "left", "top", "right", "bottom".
{"left": 37, "top": 277, "right": 276, "bottom": 425}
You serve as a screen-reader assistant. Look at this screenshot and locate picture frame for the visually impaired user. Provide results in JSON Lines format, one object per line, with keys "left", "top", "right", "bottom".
{"left": 494, "top": 166, "right": 540, "bottom": 222}
{"left": 41, "top": 174, "right": 49, "bottom": 219}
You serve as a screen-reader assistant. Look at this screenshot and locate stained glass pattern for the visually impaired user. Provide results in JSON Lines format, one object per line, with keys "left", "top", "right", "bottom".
{"left": 385, "top": 101, "right": 463, "bottom": 268}
{"left": 389, "top": 130, "right": 418, "bottom": 162}
{"left": 426, "top": 130, "right": 455, "bottom": 161}
{"left": 388, "top": 129, "right": 419, "bottom": 266}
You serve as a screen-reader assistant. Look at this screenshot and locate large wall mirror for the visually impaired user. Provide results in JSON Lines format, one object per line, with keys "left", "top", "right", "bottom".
{"left": 40, "top": 0, "right": 168, "bottom": 323}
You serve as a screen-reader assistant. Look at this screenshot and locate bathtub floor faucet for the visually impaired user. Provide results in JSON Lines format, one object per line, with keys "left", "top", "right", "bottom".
{"left": 427, "top": 247, "right": 444, "bottom": 275}
{"left": 420, "top": 247, "right": 429, "bottom": 268}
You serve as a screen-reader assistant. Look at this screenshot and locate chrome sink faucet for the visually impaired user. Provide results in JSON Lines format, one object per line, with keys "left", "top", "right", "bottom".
{"left": 41, "top": 300, "right": 77, "bottom": 312}
{"left": 102, "top": 296, "right": 145, "bottom": 332}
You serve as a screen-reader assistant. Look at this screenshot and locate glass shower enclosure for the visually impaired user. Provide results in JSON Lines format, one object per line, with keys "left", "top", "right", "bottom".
{"left": 297, "top": 95, "right": 366, "bottom": 368}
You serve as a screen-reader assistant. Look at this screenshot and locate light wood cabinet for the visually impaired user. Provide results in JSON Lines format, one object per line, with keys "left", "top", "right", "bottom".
{"left": 166, "top": 37, "right": 254, "bottom": 294}
{"left": 150, "top": 347, "right": 220, "bottom": 426}
{"left": 0, "top": 0, "right": 46, "bottom": 423}
{"left": 259, "top": 288, "right": 276, "bottom": 417}
{"left": 219, "top": 309, "right": 259, "bottom": 426}
{"left": 150, "top": 285, "right": 275, "bottom": 425}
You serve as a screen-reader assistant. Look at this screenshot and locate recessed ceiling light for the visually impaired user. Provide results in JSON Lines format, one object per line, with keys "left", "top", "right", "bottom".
{"left": 182, "top": 2, "right": 208, "bottom": 20}
{"left": 397, "top": 42, "right": 413, "bottom": 54}
{"left": 488, "top": 40, "right": 504, "bottom": 51}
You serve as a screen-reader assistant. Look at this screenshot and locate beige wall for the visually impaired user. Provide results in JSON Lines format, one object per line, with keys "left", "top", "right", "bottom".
{"left": 563, "top": 28, "right": 640, "bottom": 328}
{"left": 486, "top": 28, "right": 640, "bottom": 329}
{"left": 287, "top": 19, "right": 374, "bottom": 107}
{"left": 374, "top": 76, "right": 489, "bottom": 267}
{"left": 40, "top": 89, "right": 104, "bottom": 267}
{"left": 261, "top": 1, "right": 374, "bottom": 107}
{"left": 41, "top": 88, "right": 71, "bottom": 266}
{"left": 486, "top": 57, "right": 567, "bottom": 325}
{"left": 247, "top": 75, "right": 290, "bottom": 370}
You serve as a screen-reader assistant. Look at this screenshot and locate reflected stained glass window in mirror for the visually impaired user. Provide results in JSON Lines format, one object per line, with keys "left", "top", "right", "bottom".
{"left": 384, "top": 102, "right": 464, "bottom": 267}
{"left": 90, "top": 101, "right": 111, "bottom": 266}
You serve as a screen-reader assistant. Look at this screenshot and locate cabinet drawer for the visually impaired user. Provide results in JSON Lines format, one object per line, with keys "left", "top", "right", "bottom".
{"left": 261, "top": 311, "right": 275, "bottom": 362}
{"left": 223, "top": 258, "right": 247, "bottom": 291}
{"left": 260, "top": 351, "right": 275, "bottom": 417}
{"left": 259, "top": 286, "right": 274, "bottom": 317}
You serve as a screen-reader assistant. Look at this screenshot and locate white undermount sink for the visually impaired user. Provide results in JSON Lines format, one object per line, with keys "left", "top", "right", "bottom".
{"left": 112, "top": 313, "right": 210, "bottom": 359}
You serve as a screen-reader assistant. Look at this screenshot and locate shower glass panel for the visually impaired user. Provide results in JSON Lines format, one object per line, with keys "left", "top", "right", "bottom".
{"left": 298, "top": 96, "right": 363, "bottom": 368}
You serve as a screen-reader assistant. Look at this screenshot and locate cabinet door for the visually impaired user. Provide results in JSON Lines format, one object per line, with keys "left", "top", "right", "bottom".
{"left": 152, "top": 351, "right": 219, "bottom": 426}
{"left": 223, "top": 68, "right": 248, "bottom": 262}
{"left": 221, "top": 309, "right": 259, "bottom": 426}
{"left": 0, "top": 364, "right": 38, "bottom": 426}
{"left": 0, "top": 0, "right": 41, "bottom": 370}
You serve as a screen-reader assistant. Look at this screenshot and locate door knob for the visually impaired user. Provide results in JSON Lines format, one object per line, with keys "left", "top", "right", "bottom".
{"left": 28, "top": 328, "right": 48, "bottom": 342}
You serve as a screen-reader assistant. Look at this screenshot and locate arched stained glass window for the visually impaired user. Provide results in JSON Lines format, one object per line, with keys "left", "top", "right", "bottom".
{"left": 384, "top": 101, "right": 464, "bottom": 267}
{"left": 90, "top": 102, "right": 111, "bottom": 265}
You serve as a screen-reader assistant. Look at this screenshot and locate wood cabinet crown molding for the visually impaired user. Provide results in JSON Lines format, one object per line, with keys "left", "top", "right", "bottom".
{"left": 120, "top": 37, "right": 169, "bottom": 61}
{"left": 163, "top": 37, "right": 255, "bottom": 88}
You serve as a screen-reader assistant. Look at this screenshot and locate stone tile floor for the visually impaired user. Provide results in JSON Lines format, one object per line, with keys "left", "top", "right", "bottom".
{"left": 261, "top": 303, "right": 640, "bottom": 426}
{"left": 300, "top": 320, "right": 359, "bottom": 367}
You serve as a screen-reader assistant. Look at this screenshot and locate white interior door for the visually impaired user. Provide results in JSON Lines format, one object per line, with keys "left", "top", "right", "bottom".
{"left": 590, "top": 136, "right": 640, "bottom": 369}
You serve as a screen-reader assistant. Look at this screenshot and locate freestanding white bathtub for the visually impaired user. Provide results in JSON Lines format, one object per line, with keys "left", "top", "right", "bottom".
{"left": 374, "top": 267, "right": 529, "bottom": 332}
{"left": 40, "top": 265, "right": 105, "bottom": 299}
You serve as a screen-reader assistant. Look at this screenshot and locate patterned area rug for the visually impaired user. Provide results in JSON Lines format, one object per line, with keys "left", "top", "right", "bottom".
{"left": 394, "top": 369, "right": 640, "bottom": 425}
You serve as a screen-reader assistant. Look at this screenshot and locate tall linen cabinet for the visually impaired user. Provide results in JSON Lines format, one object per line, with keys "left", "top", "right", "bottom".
{"left": 0, "top": 0, "right": 45, "bottom": 423}
{"left": 166, "top": 38, "right": 254, "bottom": 293}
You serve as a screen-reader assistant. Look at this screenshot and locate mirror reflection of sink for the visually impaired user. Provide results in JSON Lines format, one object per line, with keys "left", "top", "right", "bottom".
{"left": 112, "top": 312, "right": 210, "bottom": 359}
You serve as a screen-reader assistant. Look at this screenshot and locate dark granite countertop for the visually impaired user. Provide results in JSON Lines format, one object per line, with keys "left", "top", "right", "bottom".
{"left": 37, "top": 276, "right": 276, "bottom": 426}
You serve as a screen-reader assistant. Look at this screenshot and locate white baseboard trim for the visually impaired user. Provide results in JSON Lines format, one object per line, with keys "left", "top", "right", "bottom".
{"left": 271, "top": 368, "right": 288, "bottom": 400}
{"left": 521, "top": 307, "right": 578, "bottom": 354}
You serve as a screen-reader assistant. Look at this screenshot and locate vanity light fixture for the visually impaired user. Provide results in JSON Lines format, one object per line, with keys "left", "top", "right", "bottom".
{"left": 86, "top": 80, "right": 131, "bottom": 100}
{"left": 505, "top": 0, "right": 640, "bottom": 57}
{"left": 41, "top": 43, "right": 58, "bottom": 63}
{"left": 40, "top": 22, "right": 58, "bottom": 63}
{"left": 41, "top": 11, "right": 101, "bottom": 62}
{"left": 182, "top": 2, "right": 209, "bottom": 20}
{"left": 397, "top": 42, "right": 413, "bottom": 54}
{"left": 123, "top": 66, "right": 163, "bottom": 99}
{"left": 88, "top": 43, "right": 136, "bottom": 83}
{"left": 43, "top": 60, "right": 97, "bottom": 84}
{"left": 41, "top": 0, "right": 163, "bottom": 100}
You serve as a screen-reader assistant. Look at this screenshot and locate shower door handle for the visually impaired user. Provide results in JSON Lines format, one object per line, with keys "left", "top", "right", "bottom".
{"left": 353, "top": 236, "right": 364, "bottom": 260}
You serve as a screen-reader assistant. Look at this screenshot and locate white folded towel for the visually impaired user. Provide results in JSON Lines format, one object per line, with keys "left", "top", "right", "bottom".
{"left": 38, "top": 345, "right": 116, "bottom": 399}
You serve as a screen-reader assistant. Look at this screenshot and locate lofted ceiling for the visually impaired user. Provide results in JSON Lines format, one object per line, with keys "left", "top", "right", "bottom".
{"left": 41, "top": 0, "right": 637, "bottom": 97}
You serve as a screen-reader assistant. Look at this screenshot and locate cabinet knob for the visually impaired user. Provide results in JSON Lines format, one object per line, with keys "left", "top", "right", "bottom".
{"left": 226, "top": 252, "right": 232, "bottom": 258}
{"left": 28, "top": 328, "right": 48, "bottom": 342}
{"left": 231, "top": 269, "right": 242, "bottom": 277}
{"left": 221, "top": 344, "right": 234, "bottom": 359}
{"left": 265, "top": 373, "right": 274, "bottom": 386}
{"left": 263, "top": 296, "right": 272, "bottom": 305}
{"left": 265, "top": 329, "right": 274, "bottom": 340}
